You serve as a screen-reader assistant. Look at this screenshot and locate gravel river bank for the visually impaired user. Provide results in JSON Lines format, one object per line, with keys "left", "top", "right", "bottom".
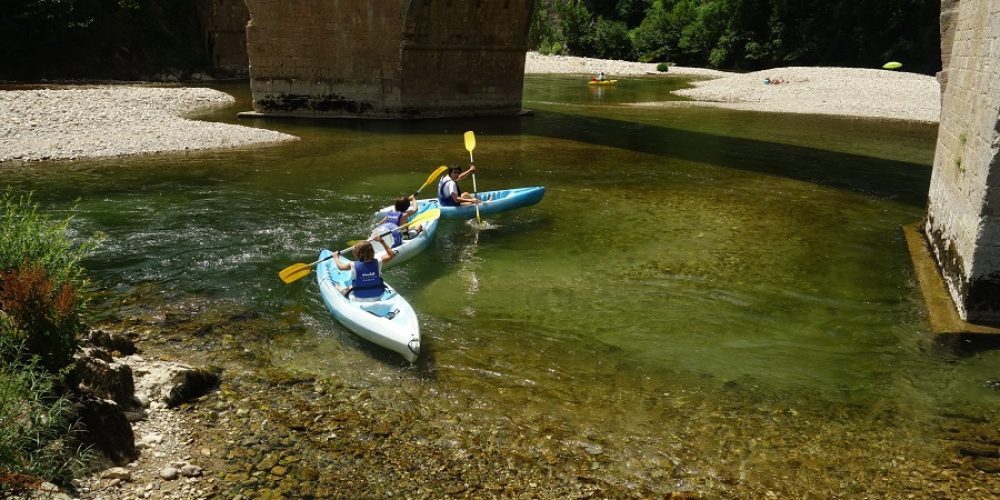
{"left": 1, "top": 53, "right": 939, "bottom": 165}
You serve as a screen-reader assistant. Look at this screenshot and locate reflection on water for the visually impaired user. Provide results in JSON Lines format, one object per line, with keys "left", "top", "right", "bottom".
{"left": 3, "top": 76, "right": 998, "bottom": 496}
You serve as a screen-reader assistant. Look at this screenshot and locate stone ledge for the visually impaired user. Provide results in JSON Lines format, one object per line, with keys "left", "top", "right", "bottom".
{"left": 903, "top": 221, "right": 1000, "bottom": 335}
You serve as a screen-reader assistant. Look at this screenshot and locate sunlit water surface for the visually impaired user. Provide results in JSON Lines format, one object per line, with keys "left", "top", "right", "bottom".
{"left": 4, "top": 75, "right": 997, "bottom": 496}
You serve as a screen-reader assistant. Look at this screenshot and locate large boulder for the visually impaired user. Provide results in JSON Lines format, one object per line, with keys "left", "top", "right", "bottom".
{"left": 84, "top": 328, "right": 138, "bottom": 356}
{"left": 73, "top": 395, "right": 138, "bottom": 464}
{"left": 123, "top": 355, "right": 221, "bottom": 408}
{"left": 71, "top": 347, "right": 136, "bottom": 407}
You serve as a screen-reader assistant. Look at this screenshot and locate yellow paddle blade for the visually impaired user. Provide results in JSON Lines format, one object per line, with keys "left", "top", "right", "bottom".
{"left": 278, "top": 262, "right": 313, "bottom": 284}
{"left": 415, "top": 165, "right": 448, "bottom": 195}
{"left": 412, "top": 207, "right": 441, "bottom": 226}
{"left": 464, "top": 131, "right": 476, "bottom": 152}
{"left": 426, "top": 165, "right": 448, "bottom": 185}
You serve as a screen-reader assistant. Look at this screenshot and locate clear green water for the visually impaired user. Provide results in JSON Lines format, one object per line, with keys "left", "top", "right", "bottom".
{"left": 4, "top": 77, "right": 998, "bottom": 495}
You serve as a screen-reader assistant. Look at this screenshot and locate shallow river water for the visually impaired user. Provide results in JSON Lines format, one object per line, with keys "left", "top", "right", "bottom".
{"left": 4, "top": 75, "right": 999, "bottom": 497}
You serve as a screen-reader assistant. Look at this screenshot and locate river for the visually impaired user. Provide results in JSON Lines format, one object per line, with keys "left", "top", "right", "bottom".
{"left": 4, "top": 75, "right": 998, "bottom": 497}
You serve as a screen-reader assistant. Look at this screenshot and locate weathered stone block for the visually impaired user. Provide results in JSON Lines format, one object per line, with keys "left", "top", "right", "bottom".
{"left": 243, "top": 0, "right": 535, "bottom": 118}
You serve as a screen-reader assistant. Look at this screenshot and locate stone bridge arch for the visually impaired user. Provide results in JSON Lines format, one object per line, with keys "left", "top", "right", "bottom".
{"left": 240, "top": 0, "right": 535, "bottom": 119}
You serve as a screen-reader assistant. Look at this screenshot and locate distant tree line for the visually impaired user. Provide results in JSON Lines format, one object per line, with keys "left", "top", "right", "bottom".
{"left": 1, "top": 0, "right": 943, "bottom": 81}
{"left": 529, "top": 0, "right": 943, "bottom": 74}
{"left": 0, "top": 0, "right": 206, "bottom": 80}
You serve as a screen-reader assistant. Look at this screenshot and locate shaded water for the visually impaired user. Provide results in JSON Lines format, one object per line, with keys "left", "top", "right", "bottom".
{"left": 4, "top": 76, "right": 998, "bottom": 496}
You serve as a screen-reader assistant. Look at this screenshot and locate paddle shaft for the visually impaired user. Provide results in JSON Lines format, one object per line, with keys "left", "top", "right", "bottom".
{"left": 279, "top": 207, "right": 440, "bottom": 284}
{"left": 466, "top": 133, "right": 481, "bottom": 224}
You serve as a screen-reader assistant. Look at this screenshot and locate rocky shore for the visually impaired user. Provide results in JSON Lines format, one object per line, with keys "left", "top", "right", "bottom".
{"left": 0, "top": 86, "right": 296, "bottom": 163}
{"left": 53, "top": 302, "right": 1000, "bottom": 499}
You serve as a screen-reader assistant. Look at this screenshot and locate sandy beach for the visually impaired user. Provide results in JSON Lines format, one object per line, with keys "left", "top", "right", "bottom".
{"left": 525, "top": 52, "right": 940, "bottom": 123}
{"left": 0, "top": 53, "right": 940, "bottom": 164}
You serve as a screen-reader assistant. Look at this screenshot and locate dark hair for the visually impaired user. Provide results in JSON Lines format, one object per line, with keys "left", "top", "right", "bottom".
{"left": 449, "top": 165, "right": 463, "bottom": 175}
{"left": 394, "top": 196, "right": 410, "bottom": 212}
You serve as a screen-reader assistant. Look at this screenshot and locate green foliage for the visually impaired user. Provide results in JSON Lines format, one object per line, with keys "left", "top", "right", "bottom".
{"left": 0, "top": 0, "right": 208, "bottom": 80}
{"left": 558, "top": 0, "right": 596, "bottom": 56}
{"left": 0, "top": 189, "right": 94, "bottom": 371}
{"left": 0, "top": 333, "right": 88, "bottom": 496}
{"left": 656, "top": 62, "right": 670, "bottom": 72}
{"left": 591, "top": 17, "right": 633, "bottom": 60}
{"left": 531, "top": 0, "right": 942, "bottom": 74}
{"left": 0, "top": 189, "right": 92, "bottom": 288}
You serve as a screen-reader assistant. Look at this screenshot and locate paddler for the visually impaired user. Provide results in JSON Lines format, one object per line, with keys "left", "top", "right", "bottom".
{"left": 437, "top": 165, "right": 480, "bottom": 207}
{"left": 373, "top": 195, "right": 421, "bottom": 248}
{"left": 333, "top": 237, "right": 396, "bottom": 300}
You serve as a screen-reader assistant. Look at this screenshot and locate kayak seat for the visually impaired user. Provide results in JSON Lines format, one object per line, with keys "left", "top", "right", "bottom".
{"left": 361, "top": 303, "right": 400, "bottom": 320}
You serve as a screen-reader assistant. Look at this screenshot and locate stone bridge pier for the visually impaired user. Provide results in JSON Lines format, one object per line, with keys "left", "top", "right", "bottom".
{"left": 240, "top": 0, "right": 536, "bottom": 119}
{"left": 925, "top": 0, "right": 1000, "bottom": 324}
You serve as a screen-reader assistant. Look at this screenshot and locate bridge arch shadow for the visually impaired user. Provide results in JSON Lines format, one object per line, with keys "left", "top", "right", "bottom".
{"left": 317, "top": 107, "right": 935, "bottom": 208}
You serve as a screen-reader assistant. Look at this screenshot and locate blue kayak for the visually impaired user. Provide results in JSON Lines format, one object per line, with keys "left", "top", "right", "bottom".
{"left": 376, "top": 186, "right": 545, "bottom": 220}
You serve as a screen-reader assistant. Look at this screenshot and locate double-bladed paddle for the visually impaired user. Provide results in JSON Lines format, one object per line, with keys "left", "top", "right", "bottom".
{"left": 278, "top": 207, "right": 441, "bottom": 284}
{"left": 463, "top": 131, "right": 482, "bottom": 226}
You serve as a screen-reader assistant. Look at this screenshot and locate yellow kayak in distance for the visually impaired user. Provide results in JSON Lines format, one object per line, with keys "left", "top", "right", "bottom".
{"left": 587, "top": 79, "right": 618, "bottom": 85}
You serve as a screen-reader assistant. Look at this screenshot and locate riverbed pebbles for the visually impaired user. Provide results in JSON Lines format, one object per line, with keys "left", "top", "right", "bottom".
{"left": 0, "top": 86, "right": 296, "bottom": 164}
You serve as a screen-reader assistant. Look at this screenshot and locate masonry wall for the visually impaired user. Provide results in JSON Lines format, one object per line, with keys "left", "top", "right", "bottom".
{"left": 926, "top": 0, "right": 1000, "bottom": 322}
{"left": 197, "top": 0, "right": 250, "bottom": 77}
{"left": 398, "top": 0, "right": 533, "bottom": 116}
{"left": 244, "top": 1, "right": 404, "bottom": 116}
{"left": 243, "top": 0, "right": 534, "bottom": 118}
{"left": 938, "top": 0, "right": 961, "bottom": 89}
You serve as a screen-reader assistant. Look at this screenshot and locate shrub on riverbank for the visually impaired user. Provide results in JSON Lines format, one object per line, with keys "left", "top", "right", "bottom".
{"left": 0, "top": 333, "right": 87, "bottom": 496}
{"left": 0, "top": 189, "right": 96, "bottom": 494}
{"left": 0, "top": 189, "right": 94, "bottom": 369}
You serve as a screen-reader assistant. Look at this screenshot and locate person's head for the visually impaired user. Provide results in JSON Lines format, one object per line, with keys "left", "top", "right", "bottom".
{"left": 394, "top": 196, "right": 410, "bottom": 212}
{"left": 448, "top": 165, "right": 462, "bottom": 178}
{"left": 353, "top": 241, "right": 375, "bottom": 261}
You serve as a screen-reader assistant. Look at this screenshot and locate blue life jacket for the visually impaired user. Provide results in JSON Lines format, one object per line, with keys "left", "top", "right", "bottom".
{"left": 438, "top": 177, "right": 460, "bottom": 207}
{"left": 352, "top": 260, "right": 384, "bottom": 299}
{"left": 385, "top": 210, "right": 403, "bottom": 226}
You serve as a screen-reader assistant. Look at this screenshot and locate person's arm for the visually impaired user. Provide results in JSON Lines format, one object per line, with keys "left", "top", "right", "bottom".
{"left": 377, "top": 237, "right": 396, "bottom": 264}
{"left": 333, "top": 250, "right": 352, "bottom": 271}
{"left": 404, "top": 195, "right": 418, "bottom": 217}
{"left": 456, "top": 165, "right": 476, "bottom": 181}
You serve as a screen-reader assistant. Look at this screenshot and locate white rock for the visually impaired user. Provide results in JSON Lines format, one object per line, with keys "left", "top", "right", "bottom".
{"left": 179, "top": 464, "right": 203, "bottom": 477}
{"left": 100, "top": 467, "right": 132, "bottom": 481}
{"left": 159, "top": 467, "right": 179, "bottom": 480}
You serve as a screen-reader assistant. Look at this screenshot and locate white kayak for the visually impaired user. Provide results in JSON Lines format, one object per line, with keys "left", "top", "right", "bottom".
{"left": 370, "top": 201, "right": 440, "bottom": 268}
{"left": 315, "top": 249, "right": 420, "bottom": 362}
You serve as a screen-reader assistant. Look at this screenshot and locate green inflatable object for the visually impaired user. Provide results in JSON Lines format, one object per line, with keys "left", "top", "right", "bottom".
{"left": 882, "top": 61, "right": 902, "bottom": 70}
